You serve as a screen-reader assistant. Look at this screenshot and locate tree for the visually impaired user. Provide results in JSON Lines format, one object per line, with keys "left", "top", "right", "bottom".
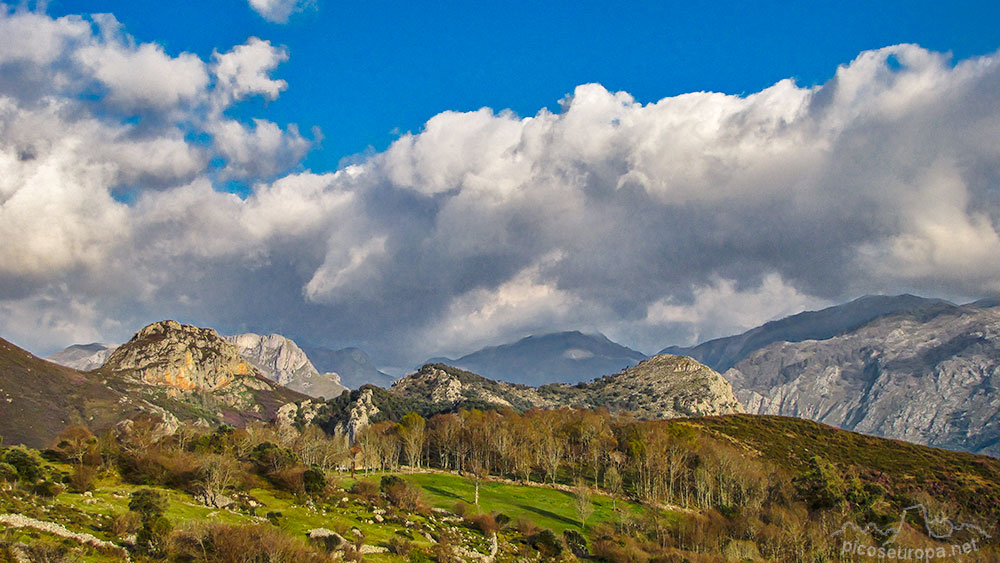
{"left": 574, "top": 478, "right": 594, "bottom": 529}
{"left": 52, "top": 424, "right": 97, "bottom": 467}
{"left": 604, "top": 464, "right": 622, "bottom": 510}
{"left": 398, "top": 412, "right": 426, "bottom": 469}
{"left": 198, "top": 454, "right": 241, "bottom": 508}
{"left": 129, "top": 489, "right": 170, "bottom": 556}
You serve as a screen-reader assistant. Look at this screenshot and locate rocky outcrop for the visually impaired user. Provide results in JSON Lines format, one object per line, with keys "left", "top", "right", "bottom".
{"left": 389, "top": 355, "right": 743, "bottom": 419}
{"left": 105, "top": 321, "right": 258, "bottom": 392}
{"left": 45, "top": 343, "right": 117, "bottom": 371}
{"left": 726, "top": 304, "right": 1000, "bottom": 456}
{"left": 339, "top": 387, "right": 381, "bottom": 441}
{"left": 102, "top": 320, "right": 306, "bottom": 419}
{"left": 227, "top": 333, "right": 347, "bottom": 399}
{"left": 574, "top": 354, "right": 744, "bottom": 418}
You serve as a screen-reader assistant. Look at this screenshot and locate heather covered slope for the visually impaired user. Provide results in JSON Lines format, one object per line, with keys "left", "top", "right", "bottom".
{"left": 0, "top": 338, "right": 136, "bottom": 449}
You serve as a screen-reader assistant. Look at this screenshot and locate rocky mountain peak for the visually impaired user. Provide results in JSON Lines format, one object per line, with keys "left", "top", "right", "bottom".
{"left": 104, "top": 320, "right": 257, "bottom": 392}
{"left": 582, "top": 354, "right": 745, "bottom": 418}
{"left": 226, "top": 332, "right": 347, "bottom": 399}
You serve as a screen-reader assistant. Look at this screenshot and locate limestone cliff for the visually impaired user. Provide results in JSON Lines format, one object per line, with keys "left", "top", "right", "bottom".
{"left": 227, "top": 333, "right": 347, "bottom": 399}
{"left": 726, "top": 304, "right": 1000, "bottom": 457}
{"left": 103, "top": 320, "right": 306, "bottom": 420}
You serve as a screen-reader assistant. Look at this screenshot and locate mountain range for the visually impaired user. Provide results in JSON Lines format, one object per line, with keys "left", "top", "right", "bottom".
{"left": 24, "top": 293, "right": 1000, "bottom": 459}
{"left": 725, "top": 299, "right": 1000, "bottom": 456}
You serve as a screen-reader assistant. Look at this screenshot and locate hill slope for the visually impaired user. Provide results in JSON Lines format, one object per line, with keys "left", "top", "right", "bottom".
{"left": 431, "top": 331, "right": 648, "bottom": 386}
{"left": 0, "top": 338, "right": 138, "bottom": 449}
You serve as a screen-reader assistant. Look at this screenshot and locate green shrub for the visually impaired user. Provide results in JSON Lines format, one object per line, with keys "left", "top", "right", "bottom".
{"left": 2, "top": 447, "right": 42, "bottom": 483}
{"left": 528, "top": 529, "right": 562, "bottom": 558}
{"left": 304, "top": 467, "right": 327, "bottom": 495}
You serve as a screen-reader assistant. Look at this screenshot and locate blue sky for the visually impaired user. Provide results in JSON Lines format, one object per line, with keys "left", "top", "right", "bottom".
{"left": 3, "top": 1, "right": 1000, "bottom": 369}
{"left": 48, "top": 0, "right": 1000, "bottom": 170}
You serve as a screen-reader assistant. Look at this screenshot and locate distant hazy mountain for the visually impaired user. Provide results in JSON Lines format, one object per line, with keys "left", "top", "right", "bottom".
{"left": 302, "top": 346, "right": 396, "bottom": 389}
{"left": 46, "top": 342, "right": 117, "bottom": 371}
{"left": 226, "top": 333, "right": 347, "bottom": 399}
{"left": 429, "top": 331, "right": 648, "bottom": 386}
{"left": 661, "top": 294, "right": 954, "bottom": 372}
{"left": 725, "top": 302, "right": 1000, "bottom": 457}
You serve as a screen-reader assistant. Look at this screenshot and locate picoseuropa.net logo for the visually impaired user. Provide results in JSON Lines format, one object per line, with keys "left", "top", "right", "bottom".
{"left": 831, "top": 504, "right": 991, "bottom": 560}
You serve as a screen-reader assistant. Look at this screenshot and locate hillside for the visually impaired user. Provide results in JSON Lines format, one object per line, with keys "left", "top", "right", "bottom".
{"left": 725, "top": 303, "right": 1000, "bottom": 456}
{"left": 0, "top": 338, "right": 138, "bottom": 449}
{"left": 430, "top": 331, "right": 648, "bottom": 386}
{"left": 661, "top": 294, "right": 954, "bottom": 371}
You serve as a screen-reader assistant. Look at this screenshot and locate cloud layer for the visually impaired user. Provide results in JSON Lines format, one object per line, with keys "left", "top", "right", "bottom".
{"left": 2, "top": 7, "right": 1000, "bottom": 367}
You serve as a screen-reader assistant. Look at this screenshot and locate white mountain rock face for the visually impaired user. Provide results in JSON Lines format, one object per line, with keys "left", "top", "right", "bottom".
{"left": 226, "top": 333, "right": 348, "bottom": 399}
{"left": 45, "top": 343, "right": 117, "bottom": 371}
{"left": 726, "top": 304, "right": 1000, "bottom": 457}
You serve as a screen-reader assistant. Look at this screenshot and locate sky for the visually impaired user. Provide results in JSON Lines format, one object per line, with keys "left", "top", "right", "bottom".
{"left": 2, "top": 1, "right": 1000, "bottom": 371}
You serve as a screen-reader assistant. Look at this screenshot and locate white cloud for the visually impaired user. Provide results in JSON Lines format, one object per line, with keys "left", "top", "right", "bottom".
{"left": 645, "top": 274, "right": 832, "bottom": 346}
{"left": 417, "top": 253, "right": 590, "bottom": 357}
{"left": 247, "top": 0, "right": 312, "bottom": 24}
{"left": 2, "top": 10, "right": 1000, "bottom": 369}
{"left": 76, "top": 41, "right": 208, "bottom": 111}
{"left": 212, "top": 38, "right": 288, "bottom": 107}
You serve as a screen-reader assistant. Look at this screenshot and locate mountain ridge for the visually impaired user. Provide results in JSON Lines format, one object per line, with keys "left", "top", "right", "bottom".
{"left": 428, "top": 330, "right": 648, "bottom": 386}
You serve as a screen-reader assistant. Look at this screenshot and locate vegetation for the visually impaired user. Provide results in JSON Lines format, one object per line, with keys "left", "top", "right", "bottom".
{"left": 0, "top": 405, "right": 998, "bottom": 561}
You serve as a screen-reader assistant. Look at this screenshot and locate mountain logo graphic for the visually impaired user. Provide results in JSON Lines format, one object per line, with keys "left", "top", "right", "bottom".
{"left": 831, "top": 504, "right": 991, "bottom": 547}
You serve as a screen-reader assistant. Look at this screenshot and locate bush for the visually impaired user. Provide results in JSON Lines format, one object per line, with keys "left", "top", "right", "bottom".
{"left": 380, "top": 474, "right": 405, "bottom": 491}
{"left": 2, "top": 447, "right": 42, "bottom": 483}
{"left": 351, "top": 479, "right": 379, "bottom": 501}
{"left": 563, "top": 529, "right": 588, "bottom": 558}
{"left": 303, "top": 467, "right": 327, "bottom": 495}
{"left": 468, "top": 512, "right": 499, "bottom": 535}
{"left": 167, "top": 522, "right": 335, "bottom": 562}
{"left": 110, "top": 511, "right": 141, "bottom": 538}
{"left": 32, "top": 479, "right": 64, "bottom": 497}
{"left": 0, "top": 462, "right": 17, "bottom": 483}
{"left": 68, "top": 463, "right": 97, "bottom": 492}
{"left": 269, "top": 465, "right": 306, "bottom": 494}
{"left": 385, "top": 480, "right": 424, "bottom": 512}
{"left": 527, "top": 529, "right": 562, "bottom": 558}
{"left": 389, "top": 536, "right": 412, "bottom": 556}
{"left": 453, "top": 500, "right": 473, "bottom": 518}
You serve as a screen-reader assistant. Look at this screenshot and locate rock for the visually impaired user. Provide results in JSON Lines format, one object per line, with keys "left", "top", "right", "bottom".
{"left": 105, "top": 321, "right": 256, "bottom": 392}
{"left": 102, "top": 320, "right": 305, "bottom": 417}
